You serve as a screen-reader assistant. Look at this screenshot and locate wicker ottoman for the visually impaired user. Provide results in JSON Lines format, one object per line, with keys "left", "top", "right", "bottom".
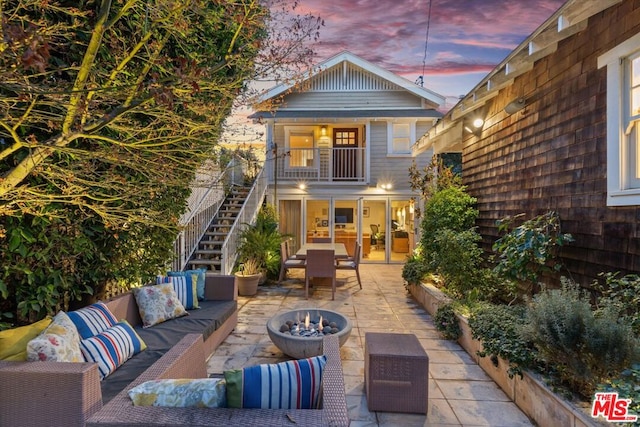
{"left": 364, "top": 332, "right": 428, "bottom": 414}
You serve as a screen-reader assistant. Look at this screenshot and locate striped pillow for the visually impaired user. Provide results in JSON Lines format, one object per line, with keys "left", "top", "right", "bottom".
{"left": 67, "top": 302, "right": 118, "bottom": 339}
{"left": 157, "top": 275, "right": 199, "bottom": 310}
{"left": 168, "top": 269, "right": 206, "bottom": 300}
{"left": 80, "top": 320, "right": 146, "bottom": 380}
{"left": 224, "top": 355, "right": 326, "bottom": 409}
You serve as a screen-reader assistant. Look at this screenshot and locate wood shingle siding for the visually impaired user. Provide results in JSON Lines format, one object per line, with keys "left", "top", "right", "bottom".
{"left": 462, "top": 1, "right": 640, "bottom": 285}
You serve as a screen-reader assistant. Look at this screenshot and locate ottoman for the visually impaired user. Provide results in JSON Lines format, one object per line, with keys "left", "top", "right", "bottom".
{"left": 364, "top": 332, "right": 428, "bottom": 414}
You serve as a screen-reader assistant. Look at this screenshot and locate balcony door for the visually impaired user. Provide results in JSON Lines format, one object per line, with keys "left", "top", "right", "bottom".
{"left": 333, "top": 128, "right": 358, "bottom": 181}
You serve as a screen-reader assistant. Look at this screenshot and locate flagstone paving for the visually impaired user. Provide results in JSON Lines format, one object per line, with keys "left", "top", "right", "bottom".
{"left": 206, "top": 264, "right": 534, "bottom": 426}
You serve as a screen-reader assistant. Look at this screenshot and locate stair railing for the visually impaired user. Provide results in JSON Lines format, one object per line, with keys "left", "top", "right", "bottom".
{"left": 172, "top": 156, "right": 245, "bottom": 271}
{"left": 219, "top": 165, "right": 267, "bottom": 274}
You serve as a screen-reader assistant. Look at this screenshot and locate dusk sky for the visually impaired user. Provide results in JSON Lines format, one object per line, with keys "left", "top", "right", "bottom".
{"left": 298, "top": 0, "right": 566, "bottom": 108}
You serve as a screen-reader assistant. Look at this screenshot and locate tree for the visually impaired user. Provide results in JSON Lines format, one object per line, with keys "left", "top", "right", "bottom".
{"left": 0, "top": 0, "right": 321, "bottom": 325}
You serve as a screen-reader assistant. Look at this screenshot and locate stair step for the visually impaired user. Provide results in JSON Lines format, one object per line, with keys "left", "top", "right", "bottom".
{"left": 189, "top": 259, "right": 222, "bottom": 266}
{"left": 194, "top": 249, "right": 222, "bottom": 255}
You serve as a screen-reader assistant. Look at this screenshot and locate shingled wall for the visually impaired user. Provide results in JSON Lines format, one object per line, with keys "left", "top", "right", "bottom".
{"left": 462, "top": 1, "right": 640, "bottom": 286}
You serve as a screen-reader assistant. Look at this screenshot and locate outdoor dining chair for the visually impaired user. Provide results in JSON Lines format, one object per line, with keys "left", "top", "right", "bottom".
{"left": 278, "top": 241, "right": 306, "bottom": 283}
{"left": 336, "top": 241, "right": 362, "bottom": 289}
{"left": 311, "top": 237, "right": 332, "bottom": 243}
{"left": 304, "top": 249, "right": 336, "bottom": 300}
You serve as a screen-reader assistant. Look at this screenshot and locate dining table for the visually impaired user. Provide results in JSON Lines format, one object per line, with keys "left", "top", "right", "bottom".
{"left": 295, "top": 242, "right": 349, "bottom": 259}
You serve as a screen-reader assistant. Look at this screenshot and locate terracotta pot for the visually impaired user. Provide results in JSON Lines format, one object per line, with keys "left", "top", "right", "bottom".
{"left": 234, "top": 273, "right": 261, "bottom": 296}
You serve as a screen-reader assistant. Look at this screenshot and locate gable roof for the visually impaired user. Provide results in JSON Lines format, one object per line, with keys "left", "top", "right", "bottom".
{"left": 413, "top": 0, "right": 623, "bottom": 155}
{"left": 255, "top": 50, "right": 446, "bottom": 107}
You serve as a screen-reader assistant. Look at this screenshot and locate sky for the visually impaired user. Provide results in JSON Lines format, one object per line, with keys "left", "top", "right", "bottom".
{"left": 222, "top": 0, "right": 567, "bottom": 143}
{"left": 297, "top": 0, "right": 566, "bottom": 109}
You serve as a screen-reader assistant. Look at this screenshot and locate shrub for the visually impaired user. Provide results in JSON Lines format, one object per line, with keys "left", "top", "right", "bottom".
{"left": 402, "top": 250, "right": 428, "bottom": 286}
{"left": 433, "top": 303, "right": 462, "bottom": 340}
{"left": 420, "top": 186, "right": 477, "bottom": 240}
{"left": 492, "top": 211, "right": 573, "bottom": 290}
{"left": 592, "top": 272, "right": 640, "bottom": 335}
{"left": 597, "top": 363, "right": 640, "bottom": 417}
{"left": 523, "top": 279, "right": 639, "bottom": 398}
{"left": 469, "top": 303, "right": 536, "bottom": 378}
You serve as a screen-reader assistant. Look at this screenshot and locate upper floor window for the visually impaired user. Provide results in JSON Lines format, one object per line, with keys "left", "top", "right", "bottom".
{"left": 387, "top": 122, "right": 415, "bottom": 155}
{"left": 598, "top": 33, "right": 640, "bottom": 206}
{"left": 286, "top": 127, "right": 315, "bottom": 168}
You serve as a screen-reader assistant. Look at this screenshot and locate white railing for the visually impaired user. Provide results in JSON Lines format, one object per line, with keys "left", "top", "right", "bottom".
{"left": 171, "top": 156, "right": 260, "bottom": 272}
{"left": 219, "top": 166, "right": 268, "bottom": 274}
{"left": 272, "top": 147, "right": 366, "bottom": 182}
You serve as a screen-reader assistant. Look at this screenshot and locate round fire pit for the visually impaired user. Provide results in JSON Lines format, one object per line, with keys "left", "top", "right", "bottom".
{"left": 267, "top": 309, "right": 353, "bottom": 359}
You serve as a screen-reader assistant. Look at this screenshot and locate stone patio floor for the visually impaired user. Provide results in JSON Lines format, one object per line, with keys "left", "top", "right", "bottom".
{"left": 206, "top": 263, "right": 534, "bottom": 426}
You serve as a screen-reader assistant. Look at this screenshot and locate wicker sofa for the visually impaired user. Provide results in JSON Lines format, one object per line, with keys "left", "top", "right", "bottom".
{"left": 86, "top": 334, "right": 349, "bottom": 427}
{"left": 0, "top": 274, "right": 239, "bottom": 427}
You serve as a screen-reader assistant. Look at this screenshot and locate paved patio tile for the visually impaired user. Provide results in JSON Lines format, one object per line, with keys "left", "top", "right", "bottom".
{"left": 205, "top": 264, "right": 533, "bottom": 426}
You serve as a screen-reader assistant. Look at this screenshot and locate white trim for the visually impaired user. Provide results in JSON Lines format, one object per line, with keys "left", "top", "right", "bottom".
{"left": 387, "top": 120, "right": 416, "bottom": 155}
{"left": 599, "top": 32, "right": 640, "bottom": 206}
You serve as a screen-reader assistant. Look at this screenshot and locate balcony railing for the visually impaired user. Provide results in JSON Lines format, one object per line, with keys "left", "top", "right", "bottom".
{"left": 272, "top": 147, "right": 366, "bottom": 183}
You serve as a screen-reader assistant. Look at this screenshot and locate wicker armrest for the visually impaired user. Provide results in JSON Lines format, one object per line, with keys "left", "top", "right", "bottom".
{"left": 204, "top": 274, "right": 237, "bottom": 301}
{"left": 0, "top": 360, "right": 102, "bottom": 427}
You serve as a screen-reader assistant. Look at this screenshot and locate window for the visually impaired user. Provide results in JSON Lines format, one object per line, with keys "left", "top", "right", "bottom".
{"left": 387, "top": 122, "right": 415, "bottom": 155}
{"left": 286, "top": 128, "right": 314, "bottom": 168}
{"left": 598, "top": 33, "right": 640, "bottom": 206}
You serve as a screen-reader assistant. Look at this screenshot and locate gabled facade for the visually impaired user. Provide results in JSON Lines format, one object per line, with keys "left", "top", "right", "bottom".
{"left": 251, "top": 51, "right": 444, "bottom": 263}
{"left": 414, "top": 0, "right": 639, "bottom": 284}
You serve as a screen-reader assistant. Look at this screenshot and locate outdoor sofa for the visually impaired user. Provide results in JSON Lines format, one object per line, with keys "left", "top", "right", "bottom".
{"left": 0, "top": 274, "right": 239, "bottom": 427}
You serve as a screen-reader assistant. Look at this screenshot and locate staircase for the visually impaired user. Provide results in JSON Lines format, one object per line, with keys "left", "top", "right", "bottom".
{"left": 187, "top": 186, "right": 251, "bottom": 272}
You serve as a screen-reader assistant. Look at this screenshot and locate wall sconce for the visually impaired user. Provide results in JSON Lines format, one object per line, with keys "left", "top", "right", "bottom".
{"left": 504, "top": 98, "right": 526, "bottom": 115}
{"left": 298, "top": 182, "right": 307, "bottom": 190}
{"left": 464, "top": 117, "right": 484, "bottom": 135}
{"left": 377, "top": 182, "right": 393, "bottom": 190}
{"left": 321, "top": 125, "right": 327, "bottom": 136}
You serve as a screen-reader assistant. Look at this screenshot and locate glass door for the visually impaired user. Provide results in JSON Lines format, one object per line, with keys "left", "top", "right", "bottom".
{"left": 305, "top": 200, "right": 330, "bottom": 243}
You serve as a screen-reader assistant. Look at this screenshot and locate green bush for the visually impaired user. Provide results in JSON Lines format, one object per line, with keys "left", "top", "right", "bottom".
{"left": 420, "top": 186, "right": 477, "bottom": 240}
{"left": 469, "top": 303, "right": 536, "bottom": 378}
{"left": 433, "top": 303, "right": 462, "bottom": 340}
{"left": 236, "top": 204, "right": 283, "bottom": 279}
{"left": 523, "top": 279, "right": 639, "bottom": 398}
{"left": 592, "top": 272, "right": 640, "bottom": 335}
{"left": 492, "top": 211, "right": 573, "bottom": 289}
{"left": 402, "top": 250, "right": 428, "bottom": 286}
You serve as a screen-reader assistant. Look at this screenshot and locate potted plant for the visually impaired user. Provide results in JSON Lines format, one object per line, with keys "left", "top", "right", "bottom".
{"left": 234, "top": 258, "right": 261, "bottom": 296}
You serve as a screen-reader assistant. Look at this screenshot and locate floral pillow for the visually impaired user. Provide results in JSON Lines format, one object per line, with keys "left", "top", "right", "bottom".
{"left": 80, "top": 320, "right": 146, "bottom": 380}
{"left": 26, "top": 311, "right": 83, "bottom": 362}
{"left": 224, "top": 355, "right": 326, "bottom": 409}
{"left": 128, "top": 378, "right": 226, "bottom": 408}
{"left": 133, "top": 283, "right": 188, "bottom": 328}
{"left": 156, "top": 274, "right": 199, "bottom": 310}
{"left": 67, "top": 301, "right": 118, "bottom": 339}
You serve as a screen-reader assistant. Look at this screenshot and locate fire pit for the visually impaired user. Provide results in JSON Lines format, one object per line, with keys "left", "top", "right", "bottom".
{"left": 267, "top": 309, "right": 353, "bottom": 359}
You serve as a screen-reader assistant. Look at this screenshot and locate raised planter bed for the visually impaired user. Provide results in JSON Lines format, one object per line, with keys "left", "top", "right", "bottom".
{"left": 407, "top": 280, "right": 604, "bottom": 427}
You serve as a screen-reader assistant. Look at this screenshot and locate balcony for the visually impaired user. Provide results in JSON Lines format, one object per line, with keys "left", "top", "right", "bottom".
{"left": 271, "top": 146, "right": 366, "bottom": 183}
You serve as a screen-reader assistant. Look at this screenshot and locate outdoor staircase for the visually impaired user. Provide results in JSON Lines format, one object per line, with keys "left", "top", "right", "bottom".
{"left": 187, "top": 186, "right": 251, "bottom": 272}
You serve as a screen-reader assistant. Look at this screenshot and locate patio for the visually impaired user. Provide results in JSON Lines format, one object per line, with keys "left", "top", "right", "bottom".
{"left": 206, "top": 264, "right": 534, "bottom": 426}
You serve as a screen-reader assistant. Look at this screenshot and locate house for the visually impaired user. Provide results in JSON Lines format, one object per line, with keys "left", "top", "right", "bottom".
{"left": 250, "top": 51, "right": 444, "bottom": 263}
{"left": 413, "top": 0, "right": 640, "bottom": 285}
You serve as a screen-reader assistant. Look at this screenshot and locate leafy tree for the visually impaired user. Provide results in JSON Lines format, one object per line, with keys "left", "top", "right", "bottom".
{"left": 0, "top": 0, "right": 321, "bottom": 325}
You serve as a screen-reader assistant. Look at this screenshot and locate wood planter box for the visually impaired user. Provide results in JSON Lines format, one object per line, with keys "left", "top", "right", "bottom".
{"left": 407, "top": 281, "right": 603, "bottom": 427}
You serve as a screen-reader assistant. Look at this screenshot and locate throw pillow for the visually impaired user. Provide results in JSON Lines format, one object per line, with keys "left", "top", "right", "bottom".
{"left": 79, "top": 320, "right": 146, "bottom": 380}
{"left": 132, "top": 283, "right": 188, "bottom": 328}
{"left": 67, "top": 302, "right": 118, "bottom": 339}
{"left": 156, "top": 274, "right": 199, "bottom": 310}
{"left": 168, "top": 269, "right": 207, "bottom": 300}
{"left": 26, "top": 311, "right": 83, "bottom": 362}
{"left": 224, "top": 355, "right": 326, "bottom": 409}
{"left": 128, "top": 378, "right": 226, "bottom": 408}
{"left": 0, "top": 317, "right": 51, "bottom": 361}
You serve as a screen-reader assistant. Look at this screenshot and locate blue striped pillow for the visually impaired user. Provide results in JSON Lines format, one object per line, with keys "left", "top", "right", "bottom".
{"left": 79, "top": 320, "right": 146, "bottom": 380}
{"left": 168, "top": 269, "right": 206, "bottom": 300}
{"left": 67, "top": 302, "right": 118, "bottom": 339}
{"left": 224, "top": 355, "right": 326, "bottom": 409}
{"left": 156, "top": 275, "right": 199, "bottom": 310}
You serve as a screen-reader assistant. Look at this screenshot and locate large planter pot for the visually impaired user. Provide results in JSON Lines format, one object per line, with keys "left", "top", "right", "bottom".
{"left": 234, "top": 273, "right": 261, "bottom": 296}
